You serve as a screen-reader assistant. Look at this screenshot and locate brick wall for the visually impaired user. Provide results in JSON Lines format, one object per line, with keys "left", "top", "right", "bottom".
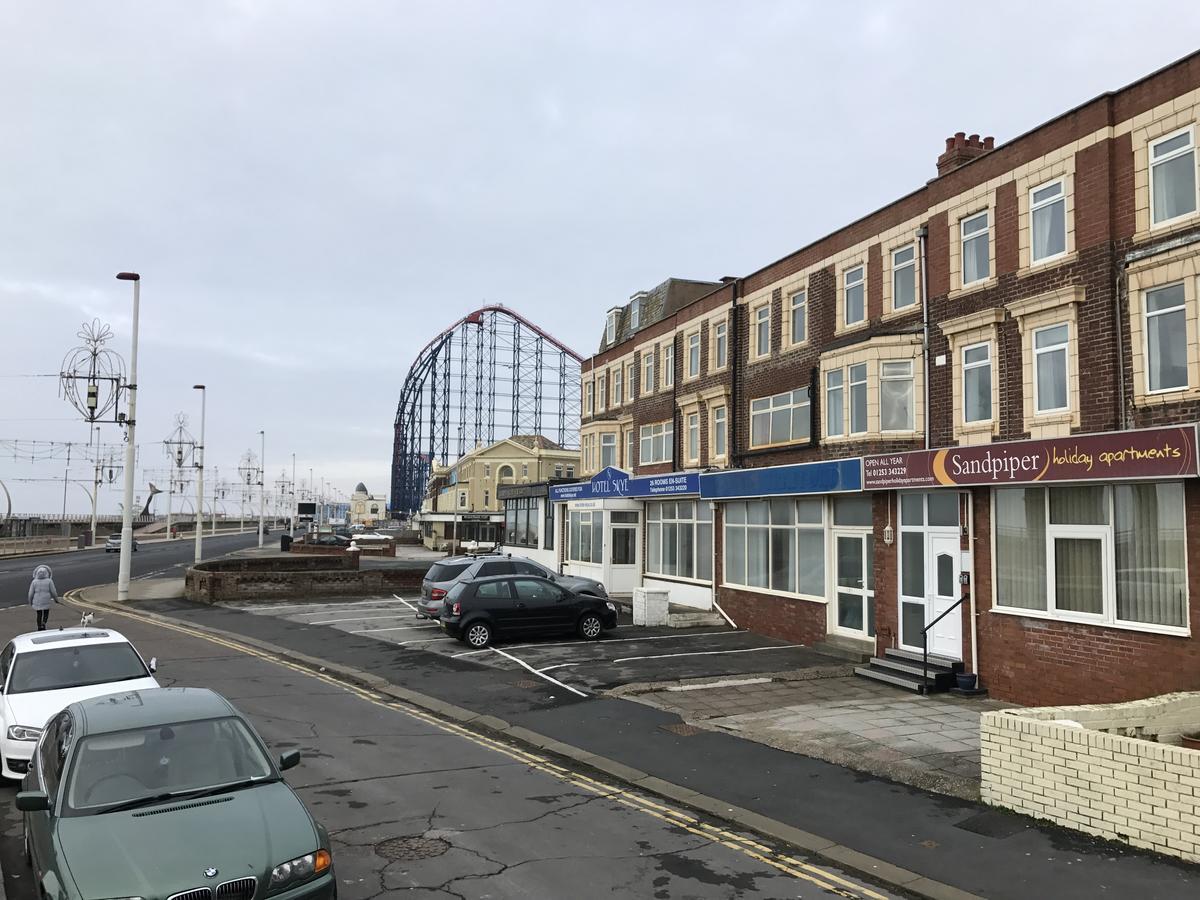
{"left": 980, "top": 700, "right": 1200, "bottom": 863}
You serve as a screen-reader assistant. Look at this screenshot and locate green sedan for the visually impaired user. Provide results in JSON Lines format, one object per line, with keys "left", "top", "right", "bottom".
{"left": 16, "top": 687, "right": 335, "bottom": 900}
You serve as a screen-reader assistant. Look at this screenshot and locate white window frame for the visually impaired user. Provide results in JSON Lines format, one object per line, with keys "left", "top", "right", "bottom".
{"left": 753, "top": 304, "right": 771, "bottom": 358}
{"left": 1029, "top": 178, "right": 1067, "bottom": 264}
{"left": 721, "top": 498, "right": 826, "bottom": 600}
{"left": 663, "top": 342, "right": 675, "bottom": 387}
{"left": 843, "top": 265, "right": 865, "bottom": 326}
{"left": 848, "top": 363, "right": 868, "bottom": 435}
{"left": 1032, "top": 321, "right": 1070, "bottom": 414}
{"left": 611, "top": 368, "right": 622, "bottom": 406}
{"left": 712, "top": 320, "right": 728, "bottom": 369}
{"left": 585, "top": 380, "right": 594, "bottom": 415}
{"left": 686, "top": 412, "right": 699, "bottom": 462}
{"left": 826, "top": 370, "right": 844, "bottom": 438}
{"left": 1144, "top": 282, "right": 1189, "bottom": 394}
{"left": 712, "top": 405, "right": 727, "bottom": 458}
{"left": 1149, "top": 125, "right": 1198, "bottom": 227}
{"left": 686, "top": 331, "right": 701, "bottom": 379}
{"left": 606, "top": 310, "right": 619, "bottom": 345}
{"left": 749, "top": 387, "right": 811, "bottom": 448}
{"left": 639, "top": 421, "right": 674, "bottom": 464}
{"left": 642, "top": 349, "right": 655, "bottom": 396}
{"left": 596, "top": 373, "right": 607, "bottom": 412}
{"left": 630, "top": 298, "right": 640, "bottom": 330}
{"left": 891, "top": 245, "right": 917, "bottom": 310}
{"left": 626, "top": 362, "right": 636, "bottom": 403}
{"left": 879, "top": 360, "right": 914, "bottom": 433}
{"left": 789, "top": 290, "right": 807, "bottom": 344}
{"left": 624, "top": 427, "right": 635, "bottom": 469}
{"left": 600, "top": 433, "right": 616, "bottom": 469}
{"left": 961, "top": 211, "right": 991, "bottom": 285}
{"left": 962, "top": 341, "right": 993, "bottom": 424}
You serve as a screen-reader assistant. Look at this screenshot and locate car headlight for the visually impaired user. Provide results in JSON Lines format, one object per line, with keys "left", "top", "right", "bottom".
{"left": 596, "top": 583, "right": 607, "bottom": 594}
{"left": 605, "top": 602, "right": 617, "bottom": 612}
{"left": 7, "top": 725, "right": 42, "bottom": 742}
{"left": 269, "top": 849, "right": 331, "bottom": 893}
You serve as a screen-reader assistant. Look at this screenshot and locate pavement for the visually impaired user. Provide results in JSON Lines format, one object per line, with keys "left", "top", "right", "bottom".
{"left": 615, "top": 675, "right": 1007, "bottom": 801}
{"left": 0, "top": 597, "right": 904, "bottom": 900}
{"left": 75, "top": 585, "right": 1200, "bottom": 900}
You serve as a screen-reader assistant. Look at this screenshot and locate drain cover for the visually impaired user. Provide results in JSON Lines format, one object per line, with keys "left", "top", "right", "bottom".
{"left": 375, "top": 836, "right": 450, "bottom": 860}
{"left": 515, "top": 679, "right": 543, "bottom": 689}
{"left": 954, "top": 810, "right": 1028, "bottom": 839}
{"left": 660, "top": 722, "right": 703, "bottom": 737}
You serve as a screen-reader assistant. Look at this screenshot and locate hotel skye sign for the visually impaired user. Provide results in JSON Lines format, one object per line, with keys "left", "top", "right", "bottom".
{"left": 862, "top": 426, "right": 1199, "bottom": 490}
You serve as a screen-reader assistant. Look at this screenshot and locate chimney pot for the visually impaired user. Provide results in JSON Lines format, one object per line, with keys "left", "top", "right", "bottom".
{"left": 955, "top": 131, "right": 966, "bottom": 147}
{"left": 968, "top": 133, "right": 980, "bottom": 145}
{"left": 984, "top": 136, "right": 995, "bottom": 150}
{"left": 945, "top": 137, "right": 955, "bottom": 151}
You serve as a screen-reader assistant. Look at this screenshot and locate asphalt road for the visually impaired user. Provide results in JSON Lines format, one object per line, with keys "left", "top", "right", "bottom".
{"left": 0, "top": 531, "right": 266, "bottom": 614}
{"left": 0, "top": 603, "right": 901, "bottom": 899}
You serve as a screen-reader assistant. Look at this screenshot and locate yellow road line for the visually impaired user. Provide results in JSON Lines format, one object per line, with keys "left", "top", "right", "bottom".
{"left": 66, "top": 594, "right": 889, "bottom": 900}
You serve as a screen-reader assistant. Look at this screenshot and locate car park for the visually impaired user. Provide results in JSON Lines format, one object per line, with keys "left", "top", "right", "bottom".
{"left": 103, "top": 534, "right": 137, "bottom": 552}
{"left": 17, "top": 686, "right": 334, "bottom": 900}
{"left": 418, "top": 553, "right": 608, "bottom": 619}
{"left": 0, "top": 628, "right": 160, "bottom": 780}
{"left": 439, "top": 574, "right": 618, "bottom": 648}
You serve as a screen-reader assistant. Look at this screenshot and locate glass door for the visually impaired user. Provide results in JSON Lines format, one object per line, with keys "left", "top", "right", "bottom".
{"left": 834, "top": 532, "right": 874, "bottom": 638}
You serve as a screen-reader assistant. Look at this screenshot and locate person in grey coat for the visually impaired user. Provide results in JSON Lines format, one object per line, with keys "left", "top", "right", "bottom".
{"left": 28, "top": 565, "right": 59, "bottom": 631}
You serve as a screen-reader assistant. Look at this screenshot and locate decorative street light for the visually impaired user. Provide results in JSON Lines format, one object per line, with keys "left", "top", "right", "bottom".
{"left": 193, "top": 385, "right": 206, "bottom": 563}
{"left": 114, "top": 271, "right": 140, "bottom": 605}
{"left": 163, "top": 413, "right": 196, "bottom": 541}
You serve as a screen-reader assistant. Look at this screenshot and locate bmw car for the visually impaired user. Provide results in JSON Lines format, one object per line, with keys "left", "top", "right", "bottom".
{"left": 18, "top": 687, "right": 335, "bottom": 900}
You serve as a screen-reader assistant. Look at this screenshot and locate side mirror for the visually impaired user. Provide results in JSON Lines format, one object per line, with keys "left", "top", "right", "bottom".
{"left": 15, "top": 791, "right": 50, "bottom": 812}
{"left": 279, "top": 750, "right": 301, "bottom": 771}
{"left": 148, "top": 657, "right": 158, "bottom": 674}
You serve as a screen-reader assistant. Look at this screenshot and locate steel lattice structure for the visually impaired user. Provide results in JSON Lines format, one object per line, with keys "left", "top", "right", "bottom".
{"left": 392, "top": 305, "right": 582, "bottom": 515}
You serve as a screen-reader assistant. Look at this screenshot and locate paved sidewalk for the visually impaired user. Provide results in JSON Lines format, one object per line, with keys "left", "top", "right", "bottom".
{"left": 616, "top": 674, "right": 1008, "bottom": 800}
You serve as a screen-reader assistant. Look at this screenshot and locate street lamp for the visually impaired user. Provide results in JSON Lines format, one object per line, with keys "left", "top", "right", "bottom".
{"left": 115, "top": 271, "right": 140, "bottom": 605}
{"left": 193, "top": 385, "right": 206, "bottom": 563}
{"left": 258, "top": 430, "right": 266, "bottom": 548}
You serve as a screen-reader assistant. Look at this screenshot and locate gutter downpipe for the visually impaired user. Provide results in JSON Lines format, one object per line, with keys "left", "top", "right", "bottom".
{"left": 917, "top": 224, "right": 931, "bottom": 450}
{"left": 730, "top": 279, "right": 742, "bottom": 466}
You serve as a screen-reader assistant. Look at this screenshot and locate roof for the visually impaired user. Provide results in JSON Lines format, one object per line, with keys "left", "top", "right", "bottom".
{"left": 12, "top": 627, "right": 130, "bottom": 653}
{"left": 72, "top": 687, "right": 236, "bottom": 735}
{"left": 506, "top": 435, "right": 563, "bottom": 451}
{"left": 596, "top": 277, "right": 721, "bottom": 353}
{"left": 354, "top": 482, "right": 368, "bottom": 494}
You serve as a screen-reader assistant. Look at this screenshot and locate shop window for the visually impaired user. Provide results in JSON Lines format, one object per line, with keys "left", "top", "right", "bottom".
{"left": 505, "top": 497, "right": 540, "bottom": 548}
{"left": 994, "top": 482, "right": 1187, "bottom": 630}
{"left": 544, "top": 501, "right": 555, "bottom": 550}
{"left": 1033, "top": 322, "right": 1070, "bottom": 413}
{"left": 639, "top": 421, "right": 674, "bottom": 464}
{"left": 962, "top": 342, "right": 992, "bottom": 423}
{"left": 1144, "top": 283, "right": 1188, "bottom": 392}
{"left": 962, "top": 211, "right": 991, "bottom": 284}
{"left": 832, "top": 495, "right": 872, "bottom": 527}
{"left": 647, "top": 501, "right": 712, "bottom": 581}
{"left": 568, "top": 510, "right": 604, "bottom": 564}
{"left": 1030, "top": 179, "right": 1066, "bottom": 262}
{"left": 723, "top": 498, "right": 824, "bottom": 597}
{"left": 1150, "top": 126, "right": 1197, "bottom": 226}
{"left": 750, "top": 387, "right": 810, "bottom": 448}
{"left": 892, "top": 245, "right": 916, "bottom": 310}
{"left": 880, "top": 361, "right": 914, "bottom": 432}
{"left": 844, "top": 265, "right": 865, "bottom": 326}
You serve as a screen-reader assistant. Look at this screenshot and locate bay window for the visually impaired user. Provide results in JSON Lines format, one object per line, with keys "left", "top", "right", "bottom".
{"left": 647, "top": 500, "right": 712, "bottom": 580}
{"left": 994, "top": 482, "right": 1187, "bottom": 630}
{"left": 750, "top": 387, "right": 811, "bottom": 448}
{"left": 880, "top": 361, "right": 914, "bottom": 431}
{"left": 1033, "top": 322, "right": 1070, "bottom": 413}
{"left": 1150, "top": 127, "right": 1197, "bottom": 225}
{"left": 600, "top": 433, "right": 616, "bottom": 468}
{"left": 723, "top": 498, "right": 825, "bottom": 597}
{"left": 849, "top": 363, "right": 868, "bottom": 434}
{"left": 963, "top": 342, "right": 992, "bottom": 423}
{"left": 1145, "top": 283, "right": 1188, "bottom": 392}
{"left": 826, "top": 370, "right": 844, "bottom": 437}
{"left": 639, "top": 421, "right": 674, "bottom": 464}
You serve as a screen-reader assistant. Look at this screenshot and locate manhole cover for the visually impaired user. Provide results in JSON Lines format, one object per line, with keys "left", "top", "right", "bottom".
{"left": 375, "top": 836, "right": 450, "bottom": 860}
{"left": 954, "top": 810, "right": 1028, "bottom": 839}
{"left": 515, "top": 679, "right": 543, "bottom": 689}
{"left": 660, "top": 722, "right": 703, "bottom": 737}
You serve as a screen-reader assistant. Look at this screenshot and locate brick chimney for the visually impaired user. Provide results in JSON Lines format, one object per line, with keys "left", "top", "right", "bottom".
{"left": 936, "top": 132, "right": 995, "bottom": 176}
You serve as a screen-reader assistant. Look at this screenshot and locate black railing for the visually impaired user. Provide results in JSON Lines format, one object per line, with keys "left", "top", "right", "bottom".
{"left": 920, "top": 593, "right": 968, "bottom": 695}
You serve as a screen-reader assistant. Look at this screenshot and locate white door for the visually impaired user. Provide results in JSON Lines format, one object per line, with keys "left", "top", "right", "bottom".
{"left": 606, "top": 511, "right": 640, "bottom": 594}
{"left": 834, "top": 532, "right": 875, "bottom": 638}
{"left": 927, "top": 533, "right": 961, "bottom": 660}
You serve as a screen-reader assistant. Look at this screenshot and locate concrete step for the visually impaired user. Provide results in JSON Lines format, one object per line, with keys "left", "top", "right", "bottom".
{"left": 854, "top": 665, "right": 928, "bottom": 693}
{"left": 667, "top": 610, "right": 727, "bottom": 628}
{"left": 868, "top": 655, "right": 955, "bottom": 680}
{"left": 884, "top": 646, "right": 963, "bottom": 672}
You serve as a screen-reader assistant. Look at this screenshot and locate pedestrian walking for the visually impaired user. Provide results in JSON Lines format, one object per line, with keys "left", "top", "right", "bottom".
{"left": 28, "top": 565, "right": 59, "bottom": 631}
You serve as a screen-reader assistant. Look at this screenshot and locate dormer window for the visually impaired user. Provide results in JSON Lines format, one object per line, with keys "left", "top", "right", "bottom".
{"left": 630, "top": 298, "right": 640, "bottom": 330}
{"left": 606, "top": 310, "right": 620, "bottom": 345}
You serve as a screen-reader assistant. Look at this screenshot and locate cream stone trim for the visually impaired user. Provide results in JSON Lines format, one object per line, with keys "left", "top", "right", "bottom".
{"left": 1134, "top": 113, "right": 1200, "bottom": 239}
{"left": 675, "top": 390, "right": 701, "bottom": 410}
{"left": 1127, "top": 244, "right": 1200, "bottom": 406}
{"left": 1017, "top": 164, "right": 1077, "bottom": 271}
{"left": 949, "top": 200, "right": 997, "bottom": 297}
{"left": 881, "top": 238, "right": 922, "bottom": 320}
{"left": 1007, "top": 285, "right": 1083, "bottom": 438}
{"left": 819, "top": 334, "right": 924, "bottom": 443}
{"left": 748, "top": 297, "right": 772, "bottom": 361}
{"left": 835, "top": 257, "right": 870, "bottom": 334}
{"left": 941, "top": 307, "right": 1005, "bottom": 444}
{"left": 698, "top": 384, "right": 730, "bottom": 404}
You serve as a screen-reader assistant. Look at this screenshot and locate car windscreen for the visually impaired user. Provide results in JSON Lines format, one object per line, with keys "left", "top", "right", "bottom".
{"left": 63, "top": 716, "right": 274, "bottom": 814}
{"left": 426, "top": 562, "right": 470, "bottom": 582}
{"left": 7, "top": 644, "right": 149, "bottom": 695}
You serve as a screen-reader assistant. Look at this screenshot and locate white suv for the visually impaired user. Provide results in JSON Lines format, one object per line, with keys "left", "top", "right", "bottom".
{"left": 0, "top": 627, "right": 160, "bottom": 779}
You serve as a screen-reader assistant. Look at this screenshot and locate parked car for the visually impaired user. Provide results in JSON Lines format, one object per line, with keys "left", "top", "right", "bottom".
{"left": 439, "top": 575, "right": 618, "bottom": 648}
{"left": 18, "top": 687, "right": 335, "bottom": 900}
{"left": 103, "top": 534, "right": 138, "bottom": 552}
{"left": 417, "top": 553, "right": 608, "bottom": 619}
{"left": 0, "top": 628, "right": 160, "bottom": 780}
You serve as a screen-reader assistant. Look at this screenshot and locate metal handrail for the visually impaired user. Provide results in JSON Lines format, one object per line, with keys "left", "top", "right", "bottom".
{"left": 920, "top": 593, "right": 969, "bottom": 695}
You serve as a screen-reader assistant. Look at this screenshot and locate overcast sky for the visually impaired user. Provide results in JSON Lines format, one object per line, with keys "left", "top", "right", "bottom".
{"left": 2, "top": 2, "right": 1198, "bottom": 515}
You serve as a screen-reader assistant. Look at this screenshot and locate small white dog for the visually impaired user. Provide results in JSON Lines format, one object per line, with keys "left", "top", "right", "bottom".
{"left": 79, "top": 612, "right": 95, "bottom": 627}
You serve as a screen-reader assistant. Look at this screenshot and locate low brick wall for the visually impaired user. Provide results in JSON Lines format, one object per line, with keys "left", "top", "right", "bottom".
{"left": 981, "top": 694, "right": 1200, "bottom": 863}
{"left": 185, "top": 554, "right": 430, "bottom": 603}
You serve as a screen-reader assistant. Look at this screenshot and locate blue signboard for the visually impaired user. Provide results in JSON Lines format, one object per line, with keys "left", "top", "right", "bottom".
{"left": 550, "top": 466, "right": 700, "bottom": 502}
{"left": 700, "top": 458, "right": 863, "bottom": 499}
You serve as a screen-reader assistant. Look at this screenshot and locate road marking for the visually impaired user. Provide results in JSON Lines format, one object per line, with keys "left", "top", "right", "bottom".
{"left": 537, "top": 663, "right": 579, "bottom": 673}
{"left": 59, "top": 590, "right": 891, "bottom": 900}
{"left": 613, "top": 646, "right": 799, "bottom": 664}
{"left": 391, "top": 594, "right": 420, "bottom": 613}
{"left": 237, "top": 599, "right": 406, "bottom": 613}
{"left": 309, "top": 613, "right": 418, "bottom": 625}
{"left": 450, "top": 629, "right": 744, "bottom": 658}
{"left": 351, "top": 624, "right": 439, "bottom": 634}
{"left": 396, "top": 636, "right": 457, "bottom": 645}
{"left": 666, "top": 677, "right": 773, "bottom": 692}
{"left": 490, "top": 647, "right": 588, "bottom": 697}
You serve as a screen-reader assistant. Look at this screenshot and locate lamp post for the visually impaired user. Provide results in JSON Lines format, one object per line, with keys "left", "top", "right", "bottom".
{"left": 193, "top": 385, "right": 206, "bottom": 563}
{"left": 290, "top": 452, "right": 296, "bottom": 535}
{"left": 258, "top": 430, "right": 266, "bottom": 548}
{"left": 90, "top": 425, "right": 100, "bottom": 546}
{"left": 115, "top": 272, "right": 140, "bottom": 605}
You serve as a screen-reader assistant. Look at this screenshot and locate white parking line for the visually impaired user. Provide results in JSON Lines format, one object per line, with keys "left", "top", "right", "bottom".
{"left": 537, "top": 663, "right": 579, "bottom": 673}
{"left": 309, "top": 614, "right": 416, "bottom": 625}
{"left": 352, "top": 624, "right": 439, "bottom": 634}
{"left": 397, "top": 636, "right": 457, "bottom": 645}
{"left": 237, "top": 599, "right": 406, "bottom": 613}
{"left": 391, "top": 595, "right": 420, "bottom": 613}
{"left": 449, "top": 629, "right": 743, "bottom": 658}
{"left": 612, "top": 646, "right": 797, "bottom": 664}
{"left": 491, "top": 647, "right": 587, "bottom": 697}
{"left": 665, "top": 677, "right": 772, "bottom": 692}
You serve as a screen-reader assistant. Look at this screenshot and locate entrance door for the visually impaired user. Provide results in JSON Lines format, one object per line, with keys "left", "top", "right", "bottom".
{"left": 834, "top": 532, "right": 875, "bottom": 638}
{"left": 606, "top": 510, "right": 640, "bottom": 594}
{"left": 926, "top": 533, "right": 962, "bottom": 660}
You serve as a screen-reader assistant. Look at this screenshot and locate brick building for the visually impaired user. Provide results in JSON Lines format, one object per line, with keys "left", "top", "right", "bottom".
{"left": 559, "top": 51, "right": 1200, "bottom": 706}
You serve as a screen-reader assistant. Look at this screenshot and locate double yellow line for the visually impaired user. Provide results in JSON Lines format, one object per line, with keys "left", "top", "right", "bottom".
{"left": 69, "top": 594, "right": 889, "bottom": 900}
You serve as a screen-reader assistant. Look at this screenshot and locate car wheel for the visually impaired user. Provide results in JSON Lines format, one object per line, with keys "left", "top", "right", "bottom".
{"left": 578, "top": 613, "right": 603, "bottom": 640}
{"left": 464, "top": 620, "right": 492, "bottom": 649}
